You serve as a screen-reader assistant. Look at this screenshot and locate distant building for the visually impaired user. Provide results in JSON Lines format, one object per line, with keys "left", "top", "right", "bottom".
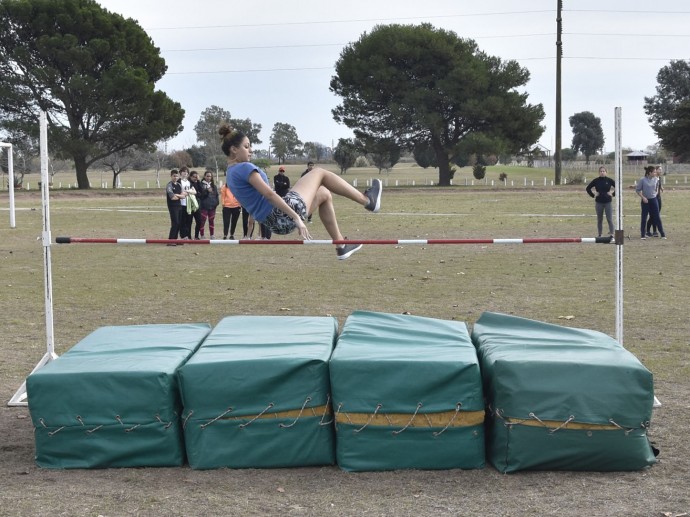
{"left": 519, "top": 143, "right": 551, "bottom": 167}
{"left": 626, "top": 151, "right": 649, "bottom": 163}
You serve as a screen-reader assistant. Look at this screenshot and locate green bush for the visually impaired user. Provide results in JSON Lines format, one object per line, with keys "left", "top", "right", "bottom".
{"left": 473, "top": 164, "right": 486, "bottom": 180}
{"left": 566, "top": 170, "right": 586, "bottom": 184}
{"left": 354, "top": 156, "right": 370, "bottom": 167}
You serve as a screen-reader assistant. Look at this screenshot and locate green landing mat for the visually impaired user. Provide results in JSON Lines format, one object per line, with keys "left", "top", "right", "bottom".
{"left": 178, "top": 316, "right": 337, "bottom": 469}
{"left": 329, "top": 311, "right": 485, "bottom": 471}
{"left": 471, "top": 311, "right": 656, "bottom": 472}
{"left": 27, "top": 323, "right": 211, "bottom": 468}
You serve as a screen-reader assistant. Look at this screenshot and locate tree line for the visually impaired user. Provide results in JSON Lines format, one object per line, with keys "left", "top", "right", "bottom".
{"left": 1, "top": 1, "right": 689, "bottom": 189}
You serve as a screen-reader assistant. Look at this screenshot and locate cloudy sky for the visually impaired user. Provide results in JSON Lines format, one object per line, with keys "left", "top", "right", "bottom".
{"left": 97, "top": 0, "right": 690, "bottom": 155}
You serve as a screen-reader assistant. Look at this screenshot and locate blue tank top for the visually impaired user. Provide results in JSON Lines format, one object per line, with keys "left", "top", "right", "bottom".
{"left": 226, "top": 162, "right": 273, "bottom": 223}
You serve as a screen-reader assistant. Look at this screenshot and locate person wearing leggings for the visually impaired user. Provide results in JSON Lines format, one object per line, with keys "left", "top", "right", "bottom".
{"left": 636, "top": 165, "right": 665, "bottom": 240}
{"left": 220, "top": 183, "right": 241, "bottom": 240}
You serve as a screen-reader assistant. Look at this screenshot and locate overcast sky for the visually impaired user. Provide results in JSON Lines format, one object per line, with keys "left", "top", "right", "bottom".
{"left": 97, "top": 0, "right": 690, "bottom": 156}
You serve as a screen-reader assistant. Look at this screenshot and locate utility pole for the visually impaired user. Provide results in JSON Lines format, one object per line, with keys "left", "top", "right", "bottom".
{"left": 555, "top": 0, "right": 563, "bottom": 185}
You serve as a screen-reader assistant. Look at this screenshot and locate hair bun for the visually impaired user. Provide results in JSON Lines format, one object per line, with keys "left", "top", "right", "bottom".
{"left": 218, "top": 124, "right": 232, "bottom": 137}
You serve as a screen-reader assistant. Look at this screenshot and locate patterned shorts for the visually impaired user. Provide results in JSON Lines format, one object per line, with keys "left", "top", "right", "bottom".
{"left": 263, "top": 191, "right": 308, "bottom": 235}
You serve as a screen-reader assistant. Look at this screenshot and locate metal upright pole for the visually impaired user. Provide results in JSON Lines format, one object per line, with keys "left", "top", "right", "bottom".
{"left": 555, "top": 0, "right": 563, "bottom": 185}
{"left": 8, "top": 147, "right": 14, "bottom": 228}
{"left": 1, "top": 143, "right": 16, "bottom": 228}
{"left": 40, "top": 112, "right": 56, "bottom": 360}
{"left": 614, "top": 107, "right": 624, "bottom": 346}
{"left": 8, "top": 112, "right": 57, "bottom": 406}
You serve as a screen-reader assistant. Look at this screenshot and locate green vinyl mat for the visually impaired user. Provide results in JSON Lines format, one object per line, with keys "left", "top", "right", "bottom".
{"left": 27, "top": 323, "right": 211, "bottom": 468}
{"left": 178, "top": 316, "right": 337, "bottom": 469}
{"left": 471, "top": 311, "right": 656, "bottom": 472}
{"left": 330, "top": 311, "right": 485, "bottom": 471}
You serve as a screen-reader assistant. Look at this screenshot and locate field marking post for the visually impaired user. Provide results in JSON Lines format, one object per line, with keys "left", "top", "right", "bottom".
{"left": 9, "top": 112, "right": 57, "bottom": 406}
{"left": 1, "top": 142, "right": 16, "bottom": 228}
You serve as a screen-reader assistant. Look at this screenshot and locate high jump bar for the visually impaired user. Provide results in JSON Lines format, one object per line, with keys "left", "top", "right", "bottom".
{"left": 55, "top": 236, "right": 618, "bottom": 245}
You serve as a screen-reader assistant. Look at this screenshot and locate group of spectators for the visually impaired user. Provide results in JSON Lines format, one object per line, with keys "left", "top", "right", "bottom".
{"left": 166, "top": 162, "right": 316, "bottom": 242}
{"left": 165, "top": 166, "right": 220, "bottom": 244}
{"left": 585, "top": 164, "right": 666, "bottom": 240}
{"left": 169, "top": 161, "right": 667, "bottom": 245}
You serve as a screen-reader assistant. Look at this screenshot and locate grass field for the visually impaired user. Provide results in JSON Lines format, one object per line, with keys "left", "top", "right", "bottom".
{"left": 0, "top": 183, "right": 688, "bottom": 516}
{"left": 9, "top": 162, "right": 690, "bottom": 192}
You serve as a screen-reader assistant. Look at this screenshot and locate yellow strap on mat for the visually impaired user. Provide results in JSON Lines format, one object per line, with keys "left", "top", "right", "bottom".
{"left": 335, "top": 409, "right": 485, "bottom": 428}
{"left": 221, "top": 405, "right": 331, "bottom": 422}
{"left": 502, "top": 416, "right": 621, "bottom": 431}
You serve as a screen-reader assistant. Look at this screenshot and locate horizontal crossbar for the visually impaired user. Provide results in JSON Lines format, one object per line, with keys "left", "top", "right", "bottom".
{"left": 56, "top": 236, "right": 616, "bottom": 245}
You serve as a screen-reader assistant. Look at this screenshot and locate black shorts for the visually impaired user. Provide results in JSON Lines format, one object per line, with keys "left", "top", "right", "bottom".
{"left": 263, "top": 191, "right": 307, "bottom": 235}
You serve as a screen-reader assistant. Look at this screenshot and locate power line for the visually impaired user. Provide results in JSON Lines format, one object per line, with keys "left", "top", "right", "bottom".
{"left": 162, "top": 34, "right": 555, "bottom": 53}
{"left": 566, "top": 32, "right": 690, "bottom": 38}
{"left": 163, "top": 56, "right": 687, "bottom": 76}
{"left": 160, "top": 30, "right": 688, "bottom": 54}
{"left": 147, "top": 11, "right": 554, "bottom": 31}
{"left": 147, "top": 9, "right": 690, "bottom": 32}
{"left": 566, "top": 9, "right": 690, "bottom": 14}
{"left": 166, "top": 66, "right": 333, "bottom": 75}
{"left": 164, "top": 43, "right": 346, "bottom": 53}
{"left": 564, "top": 56, "right": 689, "bottom": 61}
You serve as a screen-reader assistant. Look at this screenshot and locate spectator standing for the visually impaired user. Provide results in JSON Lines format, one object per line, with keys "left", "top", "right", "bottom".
{"left": 259, "top": 222, "right": 272, "bottom": 240}
{"left": 646, "top": 165, "right": 664, "bottom": 237}
{"left": 301, "top": 161, "right": 315, "bottom": 178}
{"left": 178, "top": 167, "right": 193, "bottom": 239}
{"left": 165, "top": 169, "right": 186, "bottom": 244}
{"left": 221, "top": 183, "right": 242, "bottom": 239}
{"left": 198, "top": 170, "right": 219, "bottom": 239}
{"left": 188, "top": 170, "right": 203, "bottom": 239}
{"left": 585, "top": 166, "right": 615, "bottom": 237}
{"left": 274, "top": 166, "right": 291, "bottom": 197}
{"left": 636, "top": 165, "right": 666, "bottom": 240}
{"left": 241, "top": 207, "right": 252, "bottom": 238}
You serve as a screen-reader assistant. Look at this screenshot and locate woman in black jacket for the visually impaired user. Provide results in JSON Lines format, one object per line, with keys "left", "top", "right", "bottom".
{"left": 585, "top": 166, "right": 615, "bottom": 237}
{"left": 165, "top": 169, "right": 186, "bottom": 243}
{"left": 198, "top": 170, "right": 220, "bottom": 239}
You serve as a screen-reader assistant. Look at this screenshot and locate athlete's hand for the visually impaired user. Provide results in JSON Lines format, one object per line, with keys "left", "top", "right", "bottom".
{"left": 296, "top": 220, "right": 311, "bottom": 240}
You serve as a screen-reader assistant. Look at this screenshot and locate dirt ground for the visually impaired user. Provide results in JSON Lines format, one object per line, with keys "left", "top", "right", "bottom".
{"left": 1, "top": 390, "right": 688, "bottom": 517}
{"left": 1, "top": 188, "right": 689, "bottom": 516}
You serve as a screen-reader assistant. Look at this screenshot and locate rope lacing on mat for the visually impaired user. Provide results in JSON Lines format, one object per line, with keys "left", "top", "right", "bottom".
{"left": 334, "top": 402, "right": 347, "bottom": 428}
{"left": 354, "top": 404, "right": 383, "bottom": 433}
{"left": 279, "top": 397, "right": 312, "bottom": 428}
{"left": 39, "top": 413, "right": 173, "bottom": 435}
{"left": 182, "top": 410, "right": 194, "bottom": 429}
{"left": 336, "top": 401, "right": 483, "bottom": 433}
{"left": 496, "top": 408, "right": 645, "bottom": 433}
{"left": 432, "top": 403, "right": 463, "bottom": 437}
{"left": 608, "top": 418, "right": 646, "bottom": 435}
{"left": 240, "top": 403, "right": 275, "bottom": 429}
{"left": 392, "top": 402, "right": 423, "bottom": 435}
{"left": 319, "top": 395, "right": 333, "bottom": 426}
{"left": 155, "top": 414, "right": 173, "bottom": 429}
{"left": 39, "top": 418, "right": 65, "bottom": 436}
{"left": 190, "top": 396, "right": 330, "bottom": 429}
{"left": 200, "top": 407, "right": 234, "bottom": 429}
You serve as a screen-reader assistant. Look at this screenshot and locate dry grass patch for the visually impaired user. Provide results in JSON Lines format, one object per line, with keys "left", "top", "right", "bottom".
{"left": 0, "top": 186, "right": 688, "bottom": 516}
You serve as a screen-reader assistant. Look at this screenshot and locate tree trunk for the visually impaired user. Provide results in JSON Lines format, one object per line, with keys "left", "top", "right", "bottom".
{"left": 432, "top": 140, "right": 452, "bottom": 186}
{"left": 74, "top": 155, "right": 90, "bottom": 189}
{"left": 437, "top": 160, "right": 453, "bottom": 186}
